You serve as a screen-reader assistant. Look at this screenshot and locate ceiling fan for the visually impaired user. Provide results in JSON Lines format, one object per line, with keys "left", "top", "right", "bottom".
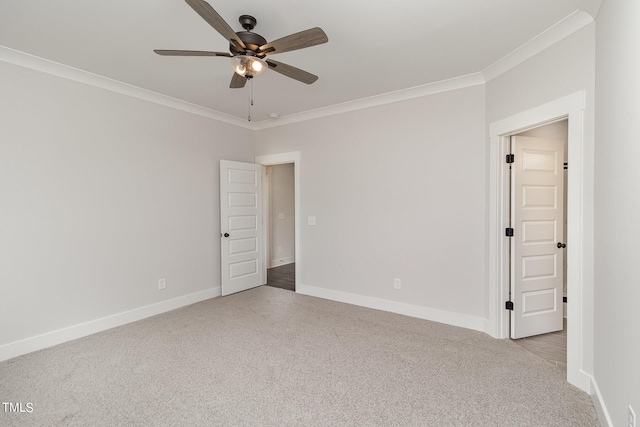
{"left": 154, "top": 0, "right": 328, "bottom": 89}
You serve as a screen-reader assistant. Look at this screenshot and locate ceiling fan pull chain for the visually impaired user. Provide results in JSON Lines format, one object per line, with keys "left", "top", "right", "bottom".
{"left": 247, "top": 78, "right": 256, "bottom": 121}
{"left": 251, "top": 78, "right": 254, "bottom": 106}
{"left": 248, "top": 78, "right": 252, "bottom": 121}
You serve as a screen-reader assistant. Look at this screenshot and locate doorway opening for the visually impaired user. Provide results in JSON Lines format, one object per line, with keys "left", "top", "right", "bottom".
{"left": 265, "top": 163, "right": 296, "bottom": 292}
{"left": 255, "top": 151, "right": 301, "bottom": 293}
{"left": 487, "top": 91, "right": 592, "bottom": 392}
{"left": 510, "top": 120, "right": 568, "bottom": 372}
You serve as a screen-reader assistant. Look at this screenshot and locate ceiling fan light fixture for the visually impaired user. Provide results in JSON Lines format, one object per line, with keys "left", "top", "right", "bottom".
{"left": 231, "top": 55, "right": 267, "bottom": 78}
{"left": 251, "top": 60, "right": 263, "bottom": 73}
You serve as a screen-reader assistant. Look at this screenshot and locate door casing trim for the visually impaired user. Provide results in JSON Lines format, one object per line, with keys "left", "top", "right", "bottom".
{"left": 487, "top": 91, "right": 592, "bottom": 392}
{"left": 255, "top": 152, "right": 301, "bottom": 291}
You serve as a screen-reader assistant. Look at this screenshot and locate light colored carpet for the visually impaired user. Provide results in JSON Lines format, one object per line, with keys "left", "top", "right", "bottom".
{"left": 0, "top": 286, "right": 598, "bottom": 426}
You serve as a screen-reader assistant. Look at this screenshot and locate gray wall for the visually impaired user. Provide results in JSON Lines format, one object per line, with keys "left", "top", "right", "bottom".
{"left": 594, "top": 1, "right": 640, "bottom": 425}
{"left": 256, "top": 85, "right": 487, "bottom": 324}
{"left": 0, "top": 61, "right": 254, "bottom": 348}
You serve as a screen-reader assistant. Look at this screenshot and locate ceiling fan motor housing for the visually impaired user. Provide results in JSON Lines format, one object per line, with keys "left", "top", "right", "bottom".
{"left": 230, "top": 15, "right": 267, "bottom": 57}
{"left": 231, "top": 30, "right": 267, "bottom": 56}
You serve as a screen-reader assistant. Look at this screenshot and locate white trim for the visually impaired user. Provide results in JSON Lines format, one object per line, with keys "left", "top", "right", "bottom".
{"left": 251, "top": 73, "right": 485, "bottom": 130}
{"left": 0, "top": 44, "right": 481, "bottom": 131}
{"left": 298, "top": 284, "right": 485, "bottom": 332}
{"left": 264, "top": 167, "right": 272, "bottom": 283}
{"left": 0, "top": 46, "right": 251, "bottom": 129}
{"left": 1, "top": 8, "right": 593, "bottom": 131}
{"left": 0, "top": 287, "right": 220, "bottom": 362}
{"left": 487, "top": 91, "right": 591, "bottom": 392}
{"left": 255, "top": 152, "right": 301, "bottom": 292}
{"left": 252, "top": 10, "right": 594, "bottom": 128}
{"left": 590, "top": 377, "right": 613, "bottom": 427}
{"left": 482, "top": 10, "right": 594, "bottom": 82}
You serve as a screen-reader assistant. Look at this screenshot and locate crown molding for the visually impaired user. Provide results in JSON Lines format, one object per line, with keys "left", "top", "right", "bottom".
{"left": 0, "top": 46, "right": 252, "bottom": 130}
{"left": 251, "top": 72, "right": 486, "bottom": 130}
{"left": 481, "top": 10, "right": 594, "bottom": 82}
{"left": 254, "top": 9, "right": 594, "bottom": 129}
{"left": 1, "top": 8, "right": 594, "bottom": 131}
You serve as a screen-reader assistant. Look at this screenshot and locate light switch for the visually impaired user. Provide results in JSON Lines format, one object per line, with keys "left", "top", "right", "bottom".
{"left": 308, "top": 216, "right": 317, "bottom": 226}
{"left": 278, "top": 213, "right": 285, "bottom": 220}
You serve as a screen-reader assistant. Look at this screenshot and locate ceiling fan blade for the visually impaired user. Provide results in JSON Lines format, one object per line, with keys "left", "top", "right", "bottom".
{"left": 259, "top": 27, "right": 328, "bottom": 55}
{"left": 185, "top": 0, "right": 246, "bottom": 50}
{"left": 154, "top": 49, "right": 232, "bottom": 57}
{"left": 230, "top": 72, "right": 247, "bottom": 88}
{"left": 266, "top": 59, "right": 318, "bottom": 84}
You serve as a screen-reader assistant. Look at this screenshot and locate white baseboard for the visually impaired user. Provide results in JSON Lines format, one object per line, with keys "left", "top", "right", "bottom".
{"left": 270, "top": 256, "right": 295, "bottom": 268}
{"left": 297, "top": 284, "right": 485, "bottom": 332}
{"left": 590, "top": 377, "right": 613, "bottom": 426}
{"left": 0, "top": 287, "right": 221, "bottom": 362}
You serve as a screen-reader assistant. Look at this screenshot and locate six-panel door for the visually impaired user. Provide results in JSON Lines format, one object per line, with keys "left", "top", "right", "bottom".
{"left": 511, "top": 136, "right": 565, "bottom": 339}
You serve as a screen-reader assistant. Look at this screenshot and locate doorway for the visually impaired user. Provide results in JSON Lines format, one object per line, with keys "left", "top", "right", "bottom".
{"left": 510, "top": 120, "right": 568, "bottom": 370}
{"left": 265, "top": 163, "right": 296, "bottom": 292}
{"left": 255, "top": 152, "right": 301, "bottom": 293}
{"left": 487, "top": 91, "right": 592, "bottom": 392}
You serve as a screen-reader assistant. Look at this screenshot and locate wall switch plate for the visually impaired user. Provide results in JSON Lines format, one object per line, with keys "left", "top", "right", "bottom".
{"left": 158, "top": 278, "right": 166, "bottom": 290}
{"left": 308, "top": 216, "right": 316, "bottom": 226}
{"left": 278, "top": 213, "right": 285, "bottom": 220}
{"left": 630, "top": 405, "right": 636, "bottom": 427}
{"left": 394, "top": 278, "right": 402, "bottom": 289}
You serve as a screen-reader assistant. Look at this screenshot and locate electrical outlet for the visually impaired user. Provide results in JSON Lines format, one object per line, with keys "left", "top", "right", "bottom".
{"left": 394, "top": 278, "right": 401, "bottom": 289}
{"left": 630, "top": 405, "right": 636, "bottom": 427}
{"left": 308, "top": 216, "right": 316, "bottom": 226}
{"left": 158, "top": 278, "right": 166, "bottom": 290}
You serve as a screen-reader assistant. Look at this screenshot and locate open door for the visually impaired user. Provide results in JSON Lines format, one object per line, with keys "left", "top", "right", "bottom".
{"left": 220, "top": 160, "right": 264, "bottom": 296}
{"left": 510, "top": 136, "right": 565, "bottom": 339}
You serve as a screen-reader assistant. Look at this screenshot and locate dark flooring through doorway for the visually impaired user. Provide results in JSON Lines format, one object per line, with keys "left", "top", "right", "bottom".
{"left": 513, "top": 318, "right": 567, "bottom": 373}
{"left": 266, "top": 263, "right": 295, "bottom": 292}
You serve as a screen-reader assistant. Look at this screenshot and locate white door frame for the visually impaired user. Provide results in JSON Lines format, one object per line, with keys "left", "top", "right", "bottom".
{"left": 487, "top": 91, "right": 592, "bottom": 392}
{"left": 264, "top": 167, "right": 272, "bottom": 269}
{"left": 255, "top": 151, "right": 301, "bottom": 291}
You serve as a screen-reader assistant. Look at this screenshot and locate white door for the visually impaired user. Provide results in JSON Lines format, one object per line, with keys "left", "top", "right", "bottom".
{"left": 510, "top": 136, "right": 565, "bottom": 339}
{"left": 220, "top": 160, "right": 264, "bottom": 296}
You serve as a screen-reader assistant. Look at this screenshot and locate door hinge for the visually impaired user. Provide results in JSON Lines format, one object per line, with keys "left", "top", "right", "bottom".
{"left": 505, "top": 301, "right": 514, "bottom": 311}
{"left": 506, "top": 154, "right": 515, "bottom": 163}
{"left": 505, "top": 228, "right": 514, "bottom": 237}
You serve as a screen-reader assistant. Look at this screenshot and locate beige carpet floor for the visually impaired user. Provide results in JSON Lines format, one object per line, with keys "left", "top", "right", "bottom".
{"left": 0, "top": 286, "right": 598, "bottom": 426}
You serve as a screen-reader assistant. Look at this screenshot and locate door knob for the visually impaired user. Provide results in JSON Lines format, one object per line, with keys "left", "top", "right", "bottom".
{"left": 557, "top": 242, "right": 566, "bottom": 248}
{"left": 223, "top": 233, "right": 230, "bottom": 238}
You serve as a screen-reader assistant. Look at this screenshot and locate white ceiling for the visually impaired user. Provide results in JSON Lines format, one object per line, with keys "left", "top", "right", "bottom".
{"left": 0, "top": 0, "right": 600, "bottom": 123}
